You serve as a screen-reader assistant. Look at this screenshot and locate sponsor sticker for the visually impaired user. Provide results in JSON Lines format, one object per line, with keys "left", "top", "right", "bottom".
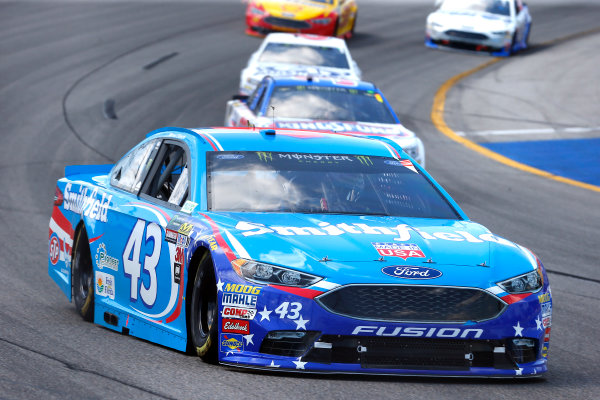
{"left": 49, "top": 233, "right": 60, "bottom": 265}
{"left": 224, "top": 283, "right": 262, "bottom": 295}
{"left": 542, "top": 343, "right": 549, "bottom": 358}
{"left": 541, "top": 302, "right": 552, "bottom": 317}
{"left": 538, "top": 293, "right": 551, "bottom": 303}
{"left": 95, "top": 271, "right": 115, "bottom": 300}
{"left": 381, "top": 265, "right": 442, "bottom": 280}
{"left": 216, "top": 154, "right": 244, "bottom": 160}
{"left": 204, "top": 235, "right": 217, "bottom": 251}
{"left": 220, "top": 333, "right": 244, "bottom": 353}
{"left": 95, "top": 243, "right": 119, "bottom": 271}
{"left": 221, "top": 306, "right": 257, "bottom": 320}
{"left": 542, "top": 316, "right": 551, "bottom": 328}
{"left": 176, "top": 233, "right": 190, "bottom": 248}
{"left": 222, "top": 292, "right": 257, "bottom": 308}
{"left": 180, "top": 201, "right": 198, "bottom": 214}
{"left": 373, "top": 242, "right": 425, "bottom": 260}
{"left": 384, "top": 160, "right": 403, "bottom": 167}
{"left": 63, "top": 183, "right": 112, "bottom": 223}
{"left": 165, "top": 229, "right": 178, "bottom": 244}
{"left": 222, "top": 319, "right": 250, "bottom": 335}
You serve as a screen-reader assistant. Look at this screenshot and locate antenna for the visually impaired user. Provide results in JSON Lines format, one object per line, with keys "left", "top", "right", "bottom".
{"left": 271, "top": 105, "right": 276, "bottom": 128}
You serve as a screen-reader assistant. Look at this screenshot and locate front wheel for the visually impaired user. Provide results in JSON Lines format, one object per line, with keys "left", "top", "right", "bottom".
{"left": 189, "top": 253, "right": 218, "bottom": 363}
{"left": 72, "top": 227, "right": 94, "bottom": 322}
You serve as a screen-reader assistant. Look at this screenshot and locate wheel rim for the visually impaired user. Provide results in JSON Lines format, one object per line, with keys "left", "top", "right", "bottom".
{"left": 75, "top": 249, "right": 91, "bottom": 300}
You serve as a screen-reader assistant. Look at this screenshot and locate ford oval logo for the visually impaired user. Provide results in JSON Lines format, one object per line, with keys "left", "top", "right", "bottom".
{"left": 382, "top": 266, "right": 443, "bottom": 280}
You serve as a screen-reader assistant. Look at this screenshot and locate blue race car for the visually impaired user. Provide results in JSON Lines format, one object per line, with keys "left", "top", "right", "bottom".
{"left": 225, "top": 76, "right": 426, "bottom": 167}
{"left": 48, "top": 127, "right": 551, "bottom": 377}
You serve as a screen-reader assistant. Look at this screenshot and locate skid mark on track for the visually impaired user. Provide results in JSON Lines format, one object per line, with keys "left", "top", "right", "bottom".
{"left": 0, "top": 336, "right": 176, "bottom": 399}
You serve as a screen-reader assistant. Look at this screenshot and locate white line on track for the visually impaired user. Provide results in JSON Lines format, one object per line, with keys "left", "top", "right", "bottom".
{"left": 456, "top": 126, "right": 600, "bottom": 137}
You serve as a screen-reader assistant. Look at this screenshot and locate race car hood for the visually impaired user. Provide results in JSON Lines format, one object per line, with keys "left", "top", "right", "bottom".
{"left": 272, "top": 119, "right": 415, "bottom": 138}
{"left": 207, "top": 212, "right": 536, "bottom": 287}
{"left": 253, "top": 0, "right": 333, "bottom": 20}
{"left": 429, "top": 9, "right": 512, "bottom": 32}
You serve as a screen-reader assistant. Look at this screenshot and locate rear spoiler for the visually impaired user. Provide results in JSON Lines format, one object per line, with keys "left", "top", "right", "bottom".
{"left": 65, "top": 164, "right": 113, "bottom": 177}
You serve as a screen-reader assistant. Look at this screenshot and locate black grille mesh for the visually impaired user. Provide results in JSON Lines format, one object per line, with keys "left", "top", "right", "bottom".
{"left": 445, "top": 30, "right": 489, "bottom": 40}
{"left": 317, "top": 285, "right": 505, "bottom": 322}
{"left": 264, "top": 16, "right": 311, "bottom": 30}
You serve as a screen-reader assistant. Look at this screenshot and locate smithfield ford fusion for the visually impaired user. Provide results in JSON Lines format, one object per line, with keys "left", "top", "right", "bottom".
{"left": 48, "top": 127, "right": 551, "bottom": 377}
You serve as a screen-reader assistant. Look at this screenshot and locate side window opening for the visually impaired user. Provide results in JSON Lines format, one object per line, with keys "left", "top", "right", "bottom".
{"left": 142, "top": 142, "right": 189, "bottom": 207}
{"left": 110, "top": 139, "right": 159, "bottom": 193}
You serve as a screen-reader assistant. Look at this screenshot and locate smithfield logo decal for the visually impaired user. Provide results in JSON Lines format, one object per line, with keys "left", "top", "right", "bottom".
{"left": 382, "top": 266, "right": 442, "bottom": 280}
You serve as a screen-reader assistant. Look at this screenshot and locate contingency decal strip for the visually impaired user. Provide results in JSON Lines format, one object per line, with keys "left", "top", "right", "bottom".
{"left": 198, "top": 213, "right": 237, "bottom": 262}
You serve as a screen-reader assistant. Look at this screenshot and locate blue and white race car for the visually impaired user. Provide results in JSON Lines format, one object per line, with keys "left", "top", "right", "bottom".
{"left": 225, "top": 76, "right": 425, "bottom": 166}
{"left": 239, "top": 32, "right": 362, "bottom": 96}
{"left": 425, "top": 0, "right": 532, "bottom": 56}
{"left": 49, "top": 127, "right": 551, "bottom": 377}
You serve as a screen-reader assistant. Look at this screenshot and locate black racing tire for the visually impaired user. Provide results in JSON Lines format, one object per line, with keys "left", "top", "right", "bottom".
{"left": 350, "top": 12, "right": 357, "bottom": 36}
{"left": 509, "top": 32, "right": 517, "bottom": 55}
{"left": 72, "top": 227, "right": 94, "bottom": 322}
{"left": 332, "top": 17, "right": 339, "bottom": 37}
{"left": 189, "top": 253, "right": 218, "bottom": 363}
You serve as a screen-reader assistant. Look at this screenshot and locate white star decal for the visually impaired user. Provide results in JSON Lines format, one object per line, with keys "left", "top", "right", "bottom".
{"left": 513, "top": 321, "right": 524, "bottom": 337}
{"left": 293, "top": 358, "right": 307, "bottom": 370}
{"left": 216, "top": 279, "right": 224, "bottom": 292}
{"left": 294, "top": 315, "right": 309, "bottom": 330}
{"left": 516, "top": 368, "right": 523, "bottom": 376}
{"left": 535, "top": 316, "right": 543, "bottom": 330}
{"left": 269, "top": 360, "right": 280, "bottom": 368}
{"left": 225, "top": 351, "right": 234, "bottom": 356}
{"left": 258, "top": 306, "right": 272, "bottom": 321}
{"left": 243, "top": 334, "right": 254, "bottom": 345}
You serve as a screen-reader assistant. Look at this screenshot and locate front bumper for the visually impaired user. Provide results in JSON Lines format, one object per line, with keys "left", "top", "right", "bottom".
{"left": 246, "top": 14, "right": 335, "bottom": 37}
{"left": 425, "top": 28, "right": 512, "bottom": 56}
{"left": 217, "top": 281, "right": 552, "bottom": 377}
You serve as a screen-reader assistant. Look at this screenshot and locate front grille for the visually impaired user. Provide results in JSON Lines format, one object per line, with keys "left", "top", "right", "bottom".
{"left": 445, "top": 30, "right": 488, "bottom": 40}
{"left": 260, "top": 331, "right": 320, "bottom": 357}
{"left": 316, "top": 285, "right": 505, "bottom": 323}
{"left": 302, "top": 336, "right": 516, "bottom": 370}
{"left": 264, "top": 16, "right": 311, "bottom": 30}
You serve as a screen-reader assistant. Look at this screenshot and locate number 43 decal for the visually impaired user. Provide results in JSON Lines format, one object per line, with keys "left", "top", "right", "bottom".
{"left": 123, "top": 219, "right": 162, "bottom": 307}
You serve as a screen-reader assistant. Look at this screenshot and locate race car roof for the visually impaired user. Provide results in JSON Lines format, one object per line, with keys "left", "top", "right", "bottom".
{"left": 147, "top": 127, "right": 401, "bottom": 158}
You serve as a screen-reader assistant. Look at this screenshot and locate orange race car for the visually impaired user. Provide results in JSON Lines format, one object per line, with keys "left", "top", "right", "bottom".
{"left": 245, "top": 0, "right": 357, "bottom": 38}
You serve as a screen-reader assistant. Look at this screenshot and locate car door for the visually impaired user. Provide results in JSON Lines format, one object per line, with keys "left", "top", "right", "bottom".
{"left": 103, "top": 139, "right": 191, "bottom": 330}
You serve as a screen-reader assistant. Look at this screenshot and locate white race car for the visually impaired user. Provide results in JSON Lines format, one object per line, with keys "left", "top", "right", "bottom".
{"left": 425, "top": 0, "right": 532, "bottom": 56}
{"left": 225, "top": 75, "right": 425, "bottom": 167}
{"left": 238, "top": 32, "right": 362, "bottom": 96}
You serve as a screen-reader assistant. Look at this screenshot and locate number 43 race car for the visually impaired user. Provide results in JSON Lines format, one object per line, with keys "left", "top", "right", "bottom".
{"left": 48, "top": 127, "right": 551, "bottom": 377}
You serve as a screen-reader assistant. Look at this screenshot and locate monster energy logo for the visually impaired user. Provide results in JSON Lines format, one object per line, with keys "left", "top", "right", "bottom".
{"left": 355, "top": 155, "right": 373, "bottom": 166}
{"left": 257, "top": 152, "right": 273, "bottom": 162}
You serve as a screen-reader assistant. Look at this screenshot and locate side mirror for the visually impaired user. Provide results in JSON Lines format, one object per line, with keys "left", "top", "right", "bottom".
{"left": 232, "top": 94, "right": 249, "bottom": 101}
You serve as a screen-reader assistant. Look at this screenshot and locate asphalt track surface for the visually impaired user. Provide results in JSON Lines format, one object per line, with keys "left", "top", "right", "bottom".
{"left": 0, "top": 1, "right": 599, "bottom": 399}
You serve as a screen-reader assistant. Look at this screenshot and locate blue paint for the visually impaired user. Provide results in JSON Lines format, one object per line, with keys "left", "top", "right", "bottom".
{"left": 481, "top": 138, "right": 600, "bottom": 186}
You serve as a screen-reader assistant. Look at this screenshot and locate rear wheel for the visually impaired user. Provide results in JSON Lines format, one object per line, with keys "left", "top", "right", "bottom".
{"left": 332, "top": 17, "right": 339, "bottom": 37}
{"left": 189, "top": 253, "right": 218, "bottom": 363}
{"left": 72, "top": 227, "right": 94, "bottom": 322}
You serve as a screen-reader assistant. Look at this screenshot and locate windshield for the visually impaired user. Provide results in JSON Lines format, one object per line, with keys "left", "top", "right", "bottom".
{"left": 267, "top": 85, "right": 398, "bottom": 123}
{"left": 207, "top": 152, "right": 460, "bottom": 219}
{"left": 440, "top": 0, "right": 511, "bottom": 16}
{"left": 258, "top": 43, "right": 349, "bottom": 69}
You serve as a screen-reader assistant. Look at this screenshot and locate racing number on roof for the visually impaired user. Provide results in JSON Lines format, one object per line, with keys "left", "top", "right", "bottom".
{"left": 123, "top": 219, "right": 162, "bottom": 307}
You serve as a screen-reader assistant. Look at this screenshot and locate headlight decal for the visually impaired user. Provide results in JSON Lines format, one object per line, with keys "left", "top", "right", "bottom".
{"left": 232, "top": 258, "right": 323, "bottom": 288}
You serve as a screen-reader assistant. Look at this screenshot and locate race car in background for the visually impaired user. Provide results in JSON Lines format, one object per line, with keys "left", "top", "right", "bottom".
{"left": 48, "top": 126, "right": 552, "bottom": 377}
{"left": 225, "top": 76, "right": 425, "bottom": 166}
{"left": 425, "top": 0, "right": 532, "bottom": 56}
{"left": 246, "top": 0, "right": 357, "bottom": 38}
{"left": 238, "top": 32, "right": 361, "bottom": 96}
